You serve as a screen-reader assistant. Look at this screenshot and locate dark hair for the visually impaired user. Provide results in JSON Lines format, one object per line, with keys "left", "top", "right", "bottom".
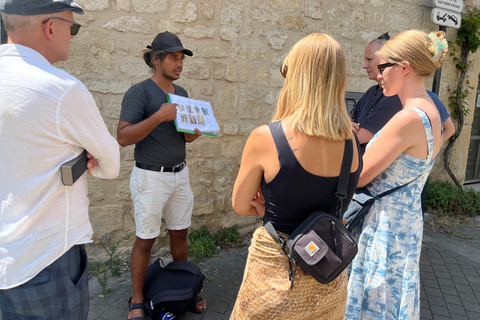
{"left": 142, "top": 49, "right": 168, "bottom": 70}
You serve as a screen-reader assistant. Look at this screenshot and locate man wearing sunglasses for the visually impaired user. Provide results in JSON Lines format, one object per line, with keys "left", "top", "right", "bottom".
{"left": 0, "top": 0, "right": 120, "bottom": 319}
{"left": 352, "top": 33, "right": 454, "bottom": 212}
{"left": 351, "top": 33, "right": 403, "bottom": 153}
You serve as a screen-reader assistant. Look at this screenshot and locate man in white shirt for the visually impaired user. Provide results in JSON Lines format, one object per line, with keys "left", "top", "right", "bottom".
{"left": 0, "top": 0, "right": 120, "bottom": 319}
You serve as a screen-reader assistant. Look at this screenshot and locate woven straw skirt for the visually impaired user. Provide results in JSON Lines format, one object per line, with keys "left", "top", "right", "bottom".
{"left": 230, "top": 226, "right": 348, "bottom": 320}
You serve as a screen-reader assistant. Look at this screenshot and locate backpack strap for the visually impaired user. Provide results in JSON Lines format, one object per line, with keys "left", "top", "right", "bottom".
{"left": 164, "top": 261, "right": 202, "bottom": 276}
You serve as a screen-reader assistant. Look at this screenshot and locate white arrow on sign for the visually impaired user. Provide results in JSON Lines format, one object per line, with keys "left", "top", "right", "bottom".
{"left": 434, "top": 0, "right": 463, "bottom": 14}
{"left": 432, "top": 7, "right": 462, "bottom": 29}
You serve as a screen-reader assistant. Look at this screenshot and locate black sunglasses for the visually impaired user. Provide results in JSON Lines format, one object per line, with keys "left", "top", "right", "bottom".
{"left": 42, "top": 17, "right": 81, "bottom": 36}
{"left": 377, "top": 62, "right": 396, "bottom": 75}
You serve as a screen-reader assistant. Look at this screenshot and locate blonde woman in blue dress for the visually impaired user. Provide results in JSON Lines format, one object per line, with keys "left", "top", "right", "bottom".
{"left": 345, "top": 30, "right": 448, "bottom": 320}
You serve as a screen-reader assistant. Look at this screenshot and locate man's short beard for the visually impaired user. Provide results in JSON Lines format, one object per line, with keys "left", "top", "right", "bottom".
{"left": 162, "top": 71, "right": 179, "bottom": 81}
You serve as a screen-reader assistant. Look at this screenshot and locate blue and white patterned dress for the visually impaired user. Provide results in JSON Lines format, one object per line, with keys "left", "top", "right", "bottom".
{"left": 345, "top": 108, "right": 435, "bottom": 320}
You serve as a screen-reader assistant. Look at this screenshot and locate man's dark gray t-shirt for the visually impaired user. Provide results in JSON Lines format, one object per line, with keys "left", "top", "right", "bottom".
{"left": 120, "top": 79, "right": 188, "bottom": 167}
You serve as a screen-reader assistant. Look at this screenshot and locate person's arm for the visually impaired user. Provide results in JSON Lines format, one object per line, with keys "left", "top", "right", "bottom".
{"left": 232, "top": 125, "right": 271, "bottom": 217}
{"left": 61, "top": 84, "right": 120, "bottom": 179}
{"left": 442, "top": 117, "right": 455, "bottom": 143}
{"left": 357, "top": 95, "right": 403, "bottom": 146}
{"left": 358, "top": 109, "right": 423, "bottom": 188}
{"left": 356, "top": 127, "right": 374, "bottom": 145}
{"left": 426, "top": 91, "right": 454, "bottom": 143}
{"left": 117, "top": 102, "right": 178, "bottom": 147}
{"left": 352, "top": 121, "right": 374, "bottom": 143}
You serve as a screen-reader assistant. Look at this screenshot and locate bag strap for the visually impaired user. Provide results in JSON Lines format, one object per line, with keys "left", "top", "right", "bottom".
{"left": 164, "top": 261, "right": 201, "bottom": 276}
{"left": 373, "top": 173, "right": 422, "bottom": 200}
{"left": 263, "top": 220, "right": 287, "bottom": 251}
{"left": 263, "top": 138, "right": 353, "bottom": 288}
{"left": 263, "top": 138, "right": 353, "bottom": 242}
{"left": 335, "top": 139, "right": 353, "bottom": 219}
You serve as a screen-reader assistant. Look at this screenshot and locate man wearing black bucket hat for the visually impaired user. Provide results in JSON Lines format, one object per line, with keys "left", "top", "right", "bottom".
{"left": 117, "top": 31, "right": 204, "bottom": 320}
{"left": 0, "top": 0, "right": 120, "bottom": 319}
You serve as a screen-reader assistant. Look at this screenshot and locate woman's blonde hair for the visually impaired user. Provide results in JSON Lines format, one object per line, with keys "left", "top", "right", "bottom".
{"left": 272, "top": 33, "right": 351, "bottom": 141}
{"left": 377, "top": 30, "right": 448, "bottom": 77}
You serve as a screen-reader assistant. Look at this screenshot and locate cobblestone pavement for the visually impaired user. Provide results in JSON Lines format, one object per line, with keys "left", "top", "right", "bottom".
{"left": 87, "top": 214, "right": 480, "bottom": 320}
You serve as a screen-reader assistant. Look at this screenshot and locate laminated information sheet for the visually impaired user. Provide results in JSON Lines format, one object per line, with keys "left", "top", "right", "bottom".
{"left": 167, "top": 93, "right": 219, "bottom": 137}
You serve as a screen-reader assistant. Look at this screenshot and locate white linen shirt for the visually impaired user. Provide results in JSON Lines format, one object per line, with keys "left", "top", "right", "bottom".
{"left": 0, "top": 44, "right": 120, "bottom": 289}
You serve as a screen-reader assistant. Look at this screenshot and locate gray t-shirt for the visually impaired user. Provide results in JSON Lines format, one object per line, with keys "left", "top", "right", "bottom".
{"left": 120, "top": 79, "right": 188, "bottom": 167}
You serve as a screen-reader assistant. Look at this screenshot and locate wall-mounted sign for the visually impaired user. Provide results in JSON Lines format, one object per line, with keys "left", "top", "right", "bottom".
{"left": 434, "top": 0, "right": 463, "bottom": 13}
{"left": 432, "top": 7, "right": 462, "bottom": 29}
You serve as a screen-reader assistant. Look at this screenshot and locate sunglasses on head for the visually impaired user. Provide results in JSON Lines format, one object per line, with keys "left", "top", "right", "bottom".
{"left": 280, "top": 64, "right": 288, "bottom": 78}
{"left": 377, "top": 62, "right": 396, "bottom": 75}
{"left": 42, "top": 17, "right": 81, "bottom": 36}
{"left": 373, "top": 32, "right": 390, "bottom": 42}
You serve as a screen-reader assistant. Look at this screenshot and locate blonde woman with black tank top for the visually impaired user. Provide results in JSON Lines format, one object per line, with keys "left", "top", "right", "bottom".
{"left": 230, "top": 33, "right": 362, "bottom": 320}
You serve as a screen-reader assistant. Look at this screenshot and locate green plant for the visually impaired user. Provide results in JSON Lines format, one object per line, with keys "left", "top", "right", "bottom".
{"left": 212, "top": 225, "right": 240, "bottom": 247}
{"left": 88, "top": 261, "right": 108, "bottom": 278}
{"left": 189, "top": 225, "right": 217, "bottom": 263}
{"left": 97, "top": 271, "right": 110, "bottom": 296}
{"left": 101, "top": 238, "right": 122, "bottom": 277}
{"left": 88, "top": 235, "right": 123, "bottom": 297}
{"left": 444, "top": 7, "right": 480, "bottom": 188}
{"left": 188, "top": 224, "right": 241, "bottom": 263}
{"left": 426, "top": 179, "right": 480, "bottom": 216}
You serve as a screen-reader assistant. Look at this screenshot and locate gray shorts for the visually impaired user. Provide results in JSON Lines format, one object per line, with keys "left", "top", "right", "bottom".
{"left": 0, "top": 245, "right": 89, "bottom": 320}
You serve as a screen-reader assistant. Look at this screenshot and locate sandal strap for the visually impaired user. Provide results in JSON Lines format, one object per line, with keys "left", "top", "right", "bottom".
{"left": 129, "top": 302, "right": 144, "bottom": 311}
{"left": 128, "top": 297, "right": 145, "bottom": 311}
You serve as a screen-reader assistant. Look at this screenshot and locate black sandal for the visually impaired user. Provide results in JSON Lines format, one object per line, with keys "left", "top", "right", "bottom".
{"left": 128, "top": 298, "right": 146, "bottom": 320}
{"left": 190, "top": 295, "right": 206, "bottom": 314}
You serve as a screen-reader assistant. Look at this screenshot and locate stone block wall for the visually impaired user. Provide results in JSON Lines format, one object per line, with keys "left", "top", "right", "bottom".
{"left": 59, "top": 0, "right": 479, "bottom": 261}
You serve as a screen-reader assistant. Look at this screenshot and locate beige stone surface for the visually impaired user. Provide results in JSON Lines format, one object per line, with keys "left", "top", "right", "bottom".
{"left": 199, "top": 0, "right": 215, "bottom": 20}
{"left": 132, "top": 0, "right": 168, "bottom": 13}
{"left": 183, "top": 60, "right": 210, "bottom": 79}
{"left": 103, "top": 16, "right": 153, "bottom": 34}
{"left": 87, "top": 182, "right": 106, "bottom": 203}
{"left": 89, "top": 205, "right": 125, "bottom": 241}
{"left": 76, "top": 0, "right": 109, "bottom": 11}
{"left": 184, "top": 26, "right": 215, "bottom": 39}
{"left": 304, "top": 0, "right": 322, "bottom": 19}
{"left": 48, "top": 0, "right": 480, "bottom": 261}
{"left": 115, "top": 0, "right": 130, "bottom": 12}
{"left": 220, "top": 1, "right": 244, "bottom": 41}
{"left": 268, "top": 0, "right": 300, "bottom": 13}
{"left": 171, "top": 0, "right": 198, "bottom": 23}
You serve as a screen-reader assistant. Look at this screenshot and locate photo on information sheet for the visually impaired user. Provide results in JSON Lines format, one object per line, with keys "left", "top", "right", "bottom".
{"left": 167, "top": 93, "right": 219, "bottom": 137}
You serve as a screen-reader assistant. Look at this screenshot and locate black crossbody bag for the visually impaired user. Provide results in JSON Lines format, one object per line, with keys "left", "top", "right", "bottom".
{"left": 343, "top": 174, "right": 422, "bottom": 232}
{"left": 263, "top": 139, "right": 357, "bottom": 288}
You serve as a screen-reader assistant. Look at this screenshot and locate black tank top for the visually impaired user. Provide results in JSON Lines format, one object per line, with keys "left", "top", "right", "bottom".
{"left": 262, "top": 122, "right": 362, "bottom": 234}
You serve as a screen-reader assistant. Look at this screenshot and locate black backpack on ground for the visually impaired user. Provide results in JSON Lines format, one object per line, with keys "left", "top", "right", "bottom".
{"left": 143, "top": 258, "right": 205, "bottom": 319}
